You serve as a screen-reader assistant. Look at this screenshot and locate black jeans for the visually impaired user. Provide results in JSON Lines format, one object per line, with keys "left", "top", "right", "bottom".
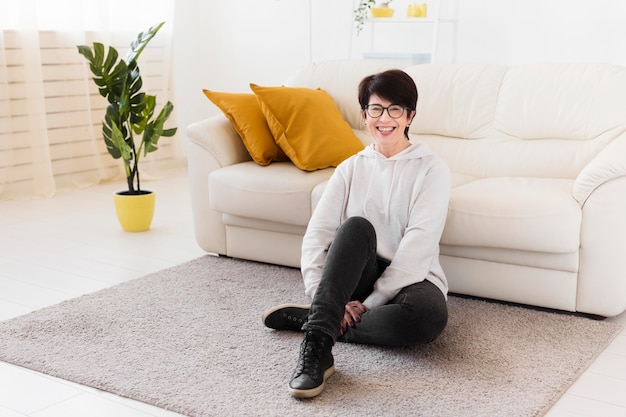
{"left": 304, "top": 216, "right": 448, "bottom": 347}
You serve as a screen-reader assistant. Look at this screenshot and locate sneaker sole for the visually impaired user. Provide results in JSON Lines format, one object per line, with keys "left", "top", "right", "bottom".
{"left": 262, "top": 303, "right": 310, "bottom": 329}
{"left": 288, "top": 365, "right": 335, "bottom": 399}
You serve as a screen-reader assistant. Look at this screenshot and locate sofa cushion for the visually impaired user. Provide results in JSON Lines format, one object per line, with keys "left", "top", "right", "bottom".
{"left": 250, "top": 84, "right": 364, "bottom": 171}
{"left": 202, "top": 90, "right": 288, "bottom": 166}
{"left": 209, "top": 161, "right": 334, "bottom": 226}
{"left": 404, "top": 64, "right": 508, "bottom": 139}
{"left": 495, "top": 63, "right": 626, "bottom": 141}
{"left": 442, "top": 177, "right": 581, "bottom": 253}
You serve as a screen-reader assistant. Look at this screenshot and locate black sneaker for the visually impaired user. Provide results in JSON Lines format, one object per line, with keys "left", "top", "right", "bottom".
{"left": 262, "top": 304, "right": 310, "bottom": 332}
{"left": 289, "top": 329, "right": 335, "bottom": 398}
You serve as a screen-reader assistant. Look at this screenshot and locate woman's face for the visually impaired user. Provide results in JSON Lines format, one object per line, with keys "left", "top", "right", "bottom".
{"left": 363, "top": 94, "right": 414, "bottom": 152}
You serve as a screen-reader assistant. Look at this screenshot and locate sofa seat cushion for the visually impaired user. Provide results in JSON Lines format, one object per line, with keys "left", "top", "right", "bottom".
{"left": 442, "top": 177, "right": 581, "bottom": 253}
{"left": 209, "top": 161, "right": 334, "bottom": 226}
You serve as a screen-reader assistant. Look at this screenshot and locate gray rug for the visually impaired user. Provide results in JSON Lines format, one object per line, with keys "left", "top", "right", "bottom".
{"left": 0, "top": 255, "right": 622, "bottom": 417}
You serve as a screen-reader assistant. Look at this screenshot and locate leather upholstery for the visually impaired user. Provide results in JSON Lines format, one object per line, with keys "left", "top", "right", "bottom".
{"left": 187, "top": 60, "right": 626, "bottom": 317}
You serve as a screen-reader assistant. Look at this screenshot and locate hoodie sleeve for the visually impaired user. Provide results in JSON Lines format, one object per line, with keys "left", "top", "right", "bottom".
{"left": 300, "top": 166, "right": 350, "bottom": 299}
{"left": 362, "top": 158, "right": 451, "bottom": 310}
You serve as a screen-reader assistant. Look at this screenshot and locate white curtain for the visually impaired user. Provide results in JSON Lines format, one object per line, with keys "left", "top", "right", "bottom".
{"left": 0, "top": 0, "right": 181, "bottom": 200}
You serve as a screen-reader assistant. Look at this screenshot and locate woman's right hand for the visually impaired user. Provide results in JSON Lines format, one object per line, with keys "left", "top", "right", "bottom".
{"left": 339, "top": 300, "right": 369, "bottom": 335}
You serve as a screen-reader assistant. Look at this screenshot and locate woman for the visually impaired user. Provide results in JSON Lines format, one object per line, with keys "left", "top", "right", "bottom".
{"left": 262, "top": 69, "right": 451, "bottom": 398}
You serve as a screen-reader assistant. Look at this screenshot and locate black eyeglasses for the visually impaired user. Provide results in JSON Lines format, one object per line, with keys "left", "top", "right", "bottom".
{"left": 363, "top": 104, "right": 409, "bottom": 119}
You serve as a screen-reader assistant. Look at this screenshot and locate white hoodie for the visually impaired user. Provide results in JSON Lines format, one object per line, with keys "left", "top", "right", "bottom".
{"left": 300, "top": 141, "right": 451, "bottom": 310}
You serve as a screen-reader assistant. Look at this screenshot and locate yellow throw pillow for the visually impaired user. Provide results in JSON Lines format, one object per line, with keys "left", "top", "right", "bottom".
{"left": 202, "top": 89, "right": 288, "bottom": 166}
{"left": 250, "top": 84, "right": 364, "bottom": 171}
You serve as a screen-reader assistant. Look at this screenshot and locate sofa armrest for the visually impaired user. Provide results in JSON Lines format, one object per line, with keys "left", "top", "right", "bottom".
{"left": 573, "top": 135, "right": 626, "bottom": 206}
{"left": 575, "top": 134, "right": 626, "bottom": 316}
{"left": 186, "top": 115, "right": 251, "bottom": 167}
{"left": 186, "top": 115, "right": 252, "bottom": 255}
{"left": 573, "top": 134, "right": 626, "bottom": 204}
{"left": 577, "top": 176, "right": 626, "bottom": 316}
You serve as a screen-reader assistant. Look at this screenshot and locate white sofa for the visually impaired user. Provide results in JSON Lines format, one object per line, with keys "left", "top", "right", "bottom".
{"left": 187, "top": 60, "right": 626, "bottom": 318}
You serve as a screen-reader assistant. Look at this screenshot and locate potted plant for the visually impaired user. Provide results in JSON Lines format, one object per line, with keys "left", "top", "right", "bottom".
{"left": 354, "top": 0, "right": 394, "bottom": 35}
{"left": 77, "top": 22, "right": 177, "bottom": 232}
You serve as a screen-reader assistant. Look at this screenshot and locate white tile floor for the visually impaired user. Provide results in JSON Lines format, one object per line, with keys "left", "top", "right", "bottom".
{"left": 0, "top": 167, "right": 625, "bottom": 417}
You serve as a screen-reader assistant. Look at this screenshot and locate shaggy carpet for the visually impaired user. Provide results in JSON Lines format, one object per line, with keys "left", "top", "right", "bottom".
{"left": 0, "top": 255, "right": 622, "bottom": 417}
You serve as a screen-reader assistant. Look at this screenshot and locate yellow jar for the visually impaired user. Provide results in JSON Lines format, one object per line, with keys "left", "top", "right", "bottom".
{"left": 407, "top": 3, "right": 427, "bottom": 18}
{"left": 371, "top": 7, "right": 395, "bottom": 18}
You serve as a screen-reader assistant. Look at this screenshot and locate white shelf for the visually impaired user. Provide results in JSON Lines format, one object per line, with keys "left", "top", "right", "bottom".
{"left": 360, "top": 0, "right": 457, "bottom": 65}
{"left": 365, "top": 17, "right": 456, "bottom": 23}
{"left": 365, "top": 17, "right": 437, "bottom": 23}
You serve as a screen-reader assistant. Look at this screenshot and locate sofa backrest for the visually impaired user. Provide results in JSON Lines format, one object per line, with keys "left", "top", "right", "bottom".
{"left": 405, "top": 64, "right": 507, "bottom": 139}
{"left": 286, "top": 60, "right": 626, "bottom": 181}
{"left": 284, "top": 59, "right": 396, "bottom": 130}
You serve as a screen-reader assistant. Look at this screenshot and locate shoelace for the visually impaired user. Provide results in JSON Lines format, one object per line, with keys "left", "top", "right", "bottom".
{"left": 294, "top": 333, "right": 325, "bottom": 378}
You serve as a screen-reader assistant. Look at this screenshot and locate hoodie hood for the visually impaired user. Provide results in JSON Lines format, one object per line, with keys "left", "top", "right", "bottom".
{"left": 358, "top": 141, "right": 435, "bottom": 161}
{"left": 356, "top": 142, "right": 435, "bottom": 220}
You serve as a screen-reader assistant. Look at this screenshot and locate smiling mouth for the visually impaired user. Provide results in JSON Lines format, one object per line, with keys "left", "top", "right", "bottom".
{"left": 377, "top": 126, "right": 395, "bottom": 132}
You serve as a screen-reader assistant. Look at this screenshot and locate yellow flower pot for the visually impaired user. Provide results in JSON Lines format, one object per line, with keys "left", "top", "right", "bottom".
{"left": 371, "top": 7, "right": 395, "bottom": 18}
{"left": 113, "top": 191, "right": 155, "bottom": 232}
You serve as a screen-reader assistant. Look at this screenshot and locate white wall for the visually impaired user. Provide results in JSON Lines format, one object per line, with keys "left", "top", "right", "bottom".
{"left": 172, "top": 0, "right": 354, "bottom": 132}
{"left": 172, "top": 0, "right": 626, "bottom": 132}
{"left": 456, "top": 0, "right": 626, "bottom": 65}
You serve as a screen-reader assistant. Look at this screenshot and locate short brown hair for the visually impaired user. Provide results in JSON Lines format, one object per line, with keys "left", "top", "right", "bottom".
{"left": 358, "top": 69, "right": 418, "bottom": 111}
{"left": 358, "top": 69, "right": 418, "bottom": 138}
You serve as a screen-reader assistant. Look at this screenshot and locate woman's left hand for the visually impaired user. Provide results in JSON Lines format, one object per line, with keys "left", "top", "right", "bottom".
{"left": 339, "top": 300, "right": 369, "bottom": 336}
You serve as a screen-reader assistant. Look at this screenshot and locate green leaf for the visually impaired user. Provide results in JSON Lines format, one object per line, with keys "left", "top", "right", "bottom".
{"left": 127, "top": 65, "right": 147, "bottom": 128}
{"left": 102, "top": 45, "right": 119, "bottom": 73}
{"left": 161, "top": 127, "right": 177, "bottom": 137}
{"left": 141, "top": 101, "right": 175, "bottom": 156}
{"left": 76, "top": 45, "right": 94, "bottom": 61}
{"left": 132, "top": 94, "right": 155, "bottom": 134}
{"left": 77, "top": 42, "right": 128, "bottom": 103}
{"left": 111, "top": 122, "right": 132, "bottom": 162}
{"left": 103, "top": 105, "right": 132, "bottom": 161}
{"left": 93, "top": 42, "right": 105, "bottom": 66}
{"left": 126, "top": 22, "right": 165, "bottom": 64}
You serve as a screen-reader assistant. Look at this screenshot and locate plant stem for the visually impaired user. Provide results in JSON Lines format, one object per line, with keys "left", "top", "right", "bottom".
{"left": 124, "top": 160, "right": 134, "bottom": 192}
{"left": 132, "top": 155, "right": 141, "bottom": 193}
{"left": 135, "top": 133, "right": 143, "bottom": 193}
{"left": 128, "top": 126, "right": 140, "bottom": 193}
